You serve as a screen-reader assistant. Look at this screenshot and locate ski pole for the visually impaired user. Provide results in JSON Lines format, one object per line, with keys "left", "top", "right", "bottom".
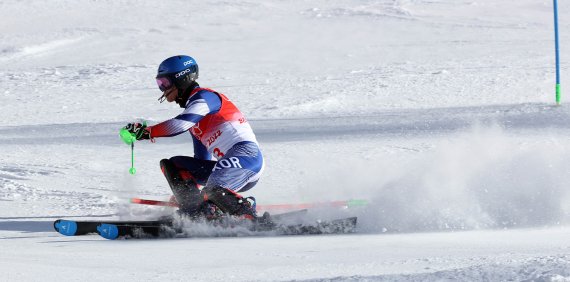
{"left": 129, "top": 142, "right": 136, "bottom": 175}
{"left": 119, "top": 128, "right": 137, "bottom": 174}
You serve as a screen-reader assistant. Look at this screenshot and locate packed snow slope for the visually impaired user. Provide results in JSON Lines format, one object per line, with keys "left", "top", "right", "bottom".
{"left": 2, "top": 0, "right": 570, "bottom": 281}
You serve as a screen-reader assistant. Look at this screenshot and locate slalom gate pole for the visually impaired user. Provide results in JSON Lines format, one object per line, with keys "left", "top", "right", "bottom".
{"left": 554, "top": 0, "right": 562, "bottom": 105}
{"left": 130, "top": 197, "right": 368, "bottom": 211}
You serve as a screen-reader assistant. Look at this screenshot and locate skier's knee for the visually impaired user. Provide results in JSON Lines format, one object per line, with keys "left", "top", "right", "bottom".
{"left": 160, "top": 158, "right": 179, "bottom": 179}
{"left": 159, "top": 158, "right": 170, "bottom": 169}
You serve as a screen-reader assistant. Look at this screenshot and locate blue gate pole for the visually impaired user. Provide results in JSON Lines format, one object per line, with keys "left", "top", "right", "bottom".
{"left": 554, "top": 0, "right": 561, "bottom": 104}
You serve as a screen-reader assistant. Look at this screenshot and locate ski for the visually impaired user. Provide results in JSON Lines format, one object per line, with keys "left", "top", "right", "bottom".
{"left": 53, "top": 218, "right": 173, "bottom": 236}
{"left": 97, "top": 209, "right": 314, "bottom": 239}
{"left": 53, "top": 209, "right": 306, "bottom": 237}
{"left": 97, "top": 216, "right": 357, "bottom": 240}
{"left": 54, "top": 210, "right": 357, "bottom": 240}
{"left": 277, "top": 217, "right": 358, "bottom": 235}
{"left": 269, "top": 208, "right": 308, "bottom": 221}
{"left": 97, "top": 222, "right": 171, "bottom": 239}
{"left": 131, "top": 197, "right": 368, "bottom": 211}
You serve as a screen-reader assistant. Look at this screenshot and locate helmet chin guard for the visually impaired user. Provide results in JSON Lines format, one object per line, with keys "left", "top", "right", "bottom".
{"left": 175, "top": 82, "right": 199, "bottom": 108}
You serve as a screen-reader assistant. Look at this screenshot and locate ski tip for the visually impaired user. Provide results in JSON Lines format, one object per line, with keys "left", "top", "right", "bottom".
{"left": 54, "top": 219, "right": 78, "bottom": 236}
{"left": 97, "top": 223, "right": 119, "bottom": 240}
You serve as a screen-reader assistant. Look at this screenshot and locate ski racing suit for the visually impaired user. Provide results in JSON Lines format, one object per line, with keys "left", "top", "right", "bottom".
{"left": 148, "top": 86, "right": 264, "bottom": 194}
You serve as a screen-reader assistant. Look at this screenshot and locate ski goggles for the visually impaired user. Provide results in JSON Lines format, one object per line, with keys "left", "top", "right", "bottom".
{"left": 156, "top": 76, "right": 174, "bottom": 92}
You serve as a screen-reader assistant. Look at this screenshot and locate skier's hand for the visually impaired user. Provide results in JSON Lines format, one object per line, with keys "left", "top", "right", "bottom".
{"left": 124, "top": 123, "right": 150, "bottom": 140}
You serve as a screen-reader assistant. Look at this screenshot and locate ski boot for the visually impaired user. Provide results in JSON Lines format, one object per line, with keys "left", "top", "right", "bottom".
{"left": 202, "top": 186, "right": 259, "bottom": 219}
{"left": 240, "top": 196, "right": 272, "bottom": 227}
{"left": 202, "top": 186, "right": 275, "bottom": 230}
{"left": 197, "top": 201, "right": 224, "bottom": 220}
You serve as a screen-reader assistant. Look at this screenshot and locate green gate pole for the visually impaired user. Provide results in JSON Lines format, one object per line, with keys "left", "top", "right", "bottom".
{"left": 554, "top": 0, "right": 562, "bottom": 104}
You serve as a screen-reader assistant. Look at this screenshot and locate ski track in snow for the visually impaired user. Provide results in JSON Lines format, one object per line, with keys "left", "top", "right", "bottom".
{"left": 300, "top": 254, "right": 570, "bottom": 282}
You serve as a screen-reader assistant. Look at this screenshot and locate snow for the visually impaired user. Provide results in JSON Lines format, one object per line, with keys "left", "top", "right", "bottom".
{"left": 1, "top": 0, "right": 570, "bottom": 281}
{"left": 2, "top": 228, "right": 570, "bottom": 281}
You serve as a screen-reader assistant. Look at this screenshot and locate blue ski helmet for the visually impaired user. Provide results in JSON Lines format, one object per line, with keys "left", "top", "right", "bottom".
{"left": 155, "top": 55, "right": 199, "bottom": 92}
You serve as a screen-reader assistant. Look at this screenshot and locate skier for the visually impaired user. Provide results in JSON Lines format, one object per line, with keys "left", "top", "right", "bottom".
{"left": 123, "top": 55, "right": 264, "bottom": 220}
